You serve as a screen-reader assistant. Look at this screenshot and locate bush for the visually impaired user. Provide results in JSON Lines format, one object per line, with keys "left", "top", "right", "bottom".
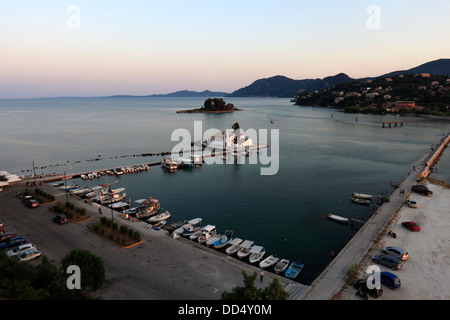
{"left": 133, "top": 231, "right": 140, "bottom": 240}
{"left": 100, "top": 217, "right": 107, "bottom": 225}
{"left": 120, "top": 225, "right": 128, "bottom": 234}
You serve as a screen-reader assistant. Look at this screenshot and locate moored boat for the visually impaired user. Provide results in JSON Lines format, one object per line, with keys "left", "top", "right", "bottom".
{"left": 274, "top": 258, "right": 290, "bottom": 274}
{"left": 147, "top": 210, "right": 171, "bottom": 223}
{"left": 213, "top": 230, "right": 234, "bottom": 249}
{"left": 236, "top": 240, "right": 254, "bottom": 259}
{"left": 164, "top": 220, "right": 188, "bottom": 233}
{"left": 152, "top": 220, "right": 167, "bottom": 229}
{"left": 161, "top": 156, "right": 179, "bottom": 171}
{"left": 248, "top": 246, "right": 265, "bottom": 264}
{"left": 259, "top": 255, "right": 279, "bottom": 269}
{"left": 352, "top": 192, "right": 373, "bottom": 200}
{"left": 285, "top": 261, "right": 304, "bottom": 279}
{"left": 225, "top": 238, "right": 243, "bottom": 255}
{"left": 351, "top": 197, "right": 371, "bottom": 205}
{"left": 198, "top": 225, "right": 217, "bottom": 244}
{"left": 328, "top": 213, "right": 349, "bottom": 224}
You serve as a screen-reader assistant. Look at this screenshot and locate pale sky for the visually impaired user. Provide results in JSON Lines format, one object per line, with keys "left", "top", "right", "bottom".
{"left": 1, "top": 0, "right": 449, "bottom": 98}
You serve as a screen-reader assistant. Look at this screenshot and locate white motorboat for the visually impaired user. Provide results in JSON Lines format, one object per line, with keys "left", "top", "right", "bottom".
{"left": 80, "top": 174, "right": 88, "bottom": 180}
{"left": 206, "top": 234, "right": 221, "bottom": 247}
{"left": 181, "top": 218, "right": 203, "bottom": 237}
{"left": 109, "top": 201, "right": 129, "bottom": 209}
{"left": 213, "top": 230, "right": 234, "bottom": 249}
{"left": 259, "top": 255, "right": 279, "bottom": 269}
{"left": 225, "top": 238, "right": 243, "bottom": 255}
{"left": 237, "top": 240, "right": 255, "bottom": 259}
{"left": 197, "top": 225, "right": 217, "bottom": 244}
{"left": 189, "top": 229, "right": 203, "bottom": 241}
{"left": 274, "top": 258, "right": 290, "bottom": 274}
{"left": 328, "top": 213, "right": 349, "bottom": 223}
{"left": 352, "top": 192, "right": 373, "bottom": 200}
{"left": 152, "top": 220, "right": 166, "bottom": 229}
{"left": 351, "top": 197, "right": 371, "bottom": 205}
{"left": 147, "top": 211, "right": 171, "bottom": 223}
{"left": 248, "top": 246, "right": 266, "bottom": 264}
{"left": 161, "top": 156, "right": 179, "bottom": 170}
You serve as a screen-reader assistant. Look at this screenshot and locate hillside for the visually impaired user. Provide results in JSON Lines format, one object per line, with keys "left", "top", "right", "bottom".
{"left": 381, "top": 58, "right": 450, "bottom": 78}
{"left": 227, "top": 74, "right": 353, "bottom": 98}
{"left": 294, "top": 73, "right": 450, "bottom": 115}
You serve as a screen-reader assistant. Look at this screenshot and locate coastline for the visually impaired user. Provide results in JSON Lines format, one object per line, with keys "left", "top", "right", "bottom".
{"left": 176, "top": 109, "right": 243, "bottom": 114}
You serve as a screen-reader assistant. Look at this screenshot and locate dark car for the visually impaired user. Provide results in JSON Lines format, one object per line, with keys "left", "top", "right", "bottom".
{"left": 402, "top": 221, "right": 420, "bottom": 231}
{"left": 411, "top": 185, "right": 432, "bottom": 196}
{"left": 377, "top": 271, "right": 401, "bottom": 290}
{"left": 53, "top": 214, "right": 69, "bottom": 225}
{"left": 0, "top": 236, "right": 26, "bottom": 250}
{"left": 352, "top": 279, "right": 383, "bottom": 298}
{"left": 372, "top": 254, "right": 403, "bottom": 270}
{"left": 26, "top": 199, "right": 39, "bottom": 208}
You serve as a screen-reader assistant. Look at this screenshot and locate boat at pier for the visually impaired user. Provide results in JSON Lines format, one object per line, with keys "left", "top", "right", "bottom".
{"left": 181, "top": 218, "right": 203, "bottom": 237}
{"left": 328, "top": 213, "right": 349, "bottom": 224}
{"left": 274, "top": 258, "right": 290, "bottom": 274}
{"left": 351, "top": 197, "right": 371, "bottom": 205}
{"left": 237, "top": 240, "right": 254, "bottom": 259}
{"left": 285, "top": 261, "right": 304, "bottom": 279}
{"left": 352, "top": 192, "right": 373, "bottom": 200}
{"left": 161, "top": 157, "right": 179, "bottom": 171}
{"left": 147, "top": 210, "right": 171, "bottom": 223}
{"left": 259, "top": 255, "right": 279, "bottom": 269}
{"left": 248, "top": 246, "right": 266, "bottom": 264}
{"left": 213, "top": 230, "right": 234, "bottom": 249}
{"left": 225, "top": 238, "right": 243, "bottom": 255}
{"left": 197, "top": 225, "right": 217, "bottom": 244}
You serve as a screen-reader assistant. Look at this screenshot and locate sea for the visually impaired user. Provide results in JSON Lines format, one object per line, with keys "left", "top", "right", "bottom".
{"left": 1, "top": 97, "right": 449, "bottom": 284}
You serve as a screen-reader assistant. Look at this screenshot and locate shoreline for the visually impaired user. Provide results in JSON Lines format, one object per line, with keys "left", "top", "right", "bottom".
{"left": 176, "top": 109, "right": 243, "bottom": 114}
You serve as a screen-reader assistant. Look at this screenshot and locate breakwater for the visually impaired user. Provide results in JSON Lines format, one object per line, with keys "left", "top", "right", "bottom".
{"left": 418, "top": 132, "right": 450, "bottom": 180}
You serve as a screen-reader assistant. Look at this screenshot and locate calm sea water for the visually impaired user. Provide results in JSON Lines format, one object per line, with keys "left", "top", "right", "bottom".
{"left": 1, "top": 97, "right": 449, "bottom": 284}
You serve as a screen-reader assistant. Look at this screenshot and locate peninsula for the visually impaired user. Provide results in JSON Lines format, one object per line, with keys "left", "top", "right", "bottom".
{"left": 176, "top": 98, "right": 243, "bottom": 113}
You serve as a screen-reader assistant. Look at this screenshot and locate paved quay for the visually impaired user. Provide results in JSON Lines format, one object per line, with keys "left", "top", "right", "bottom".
{"left": 0, "top": 182, "right": 305, "bottom": 300}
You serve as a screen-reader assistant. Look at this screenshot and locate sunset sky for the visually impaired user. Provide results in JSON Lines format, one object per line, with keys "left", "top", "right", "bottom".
{"left": 1, "top": 0, "right": 449, "bottom": 98}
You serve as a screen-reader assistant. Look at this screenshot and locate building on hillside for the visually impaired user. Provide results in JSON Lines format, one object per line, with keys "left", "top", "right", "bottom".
{"left": 395, "top": 101, "right": 415, "bottom": 109}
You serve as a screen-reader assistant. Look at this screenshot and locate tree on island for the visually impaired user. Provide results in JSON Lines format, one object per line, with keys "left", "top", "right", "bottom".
{"left": 202, "top": 98, "right": 237, "bottom": 111}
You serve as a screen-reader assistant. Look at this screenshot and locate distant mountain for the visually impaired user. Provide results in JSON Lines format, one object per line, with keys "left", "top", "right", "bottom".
{"left": 227, "top": 73, "right": 353, "bottom": 98}
{"left": 381, "top": 58, "right": 450, "bottom": 77}
{"left": 107, "top": 90, "right": 229, "bottom": 98}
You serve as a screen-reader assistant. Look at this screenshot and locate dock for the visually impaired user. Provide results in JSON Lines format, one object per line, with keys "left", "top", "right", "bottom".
{"left": 382, "top": 121, "right": 404, "bottom": 128}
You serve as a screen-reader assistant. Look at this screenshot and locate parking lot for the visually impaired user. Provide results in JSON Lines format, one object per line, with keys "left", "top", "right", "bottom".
{"left": 339, "top": 182, "right": 450, "bottom": 300}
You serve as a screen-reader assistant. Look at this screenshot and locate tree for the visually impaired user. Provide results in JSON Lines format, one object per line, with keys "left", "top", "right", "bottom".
{"left": 60, "top": 249, "right": 105, "bottom": 291}
{"left": 221, "top": 270, "right": 289, "bottom": 300}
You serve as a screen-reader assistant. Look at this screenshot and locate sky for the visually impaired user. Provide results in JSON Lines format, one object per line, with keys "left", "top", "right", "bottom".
{"left": 1, "top": 0, "right": 449, "bottom": 98}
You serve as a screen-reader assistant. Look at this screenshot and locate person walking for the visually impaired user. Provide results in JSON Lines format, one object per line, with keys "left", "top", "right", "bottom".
{"left": 98, "top": 206, "right": 102, "bottom": 215}
{"left": 259, "top": 270, "right": 264, "bottom": 282}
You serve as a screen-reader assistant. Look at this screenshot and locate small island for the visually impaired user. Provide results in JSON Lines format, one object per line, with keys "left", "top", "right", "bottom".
{"left": 177, "top": 98, "right": 243, "bottom": 113}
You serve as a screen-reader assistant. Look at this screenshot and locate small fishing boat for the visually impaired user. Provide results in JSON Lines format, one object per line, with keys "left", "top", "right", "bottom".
{"left": 285, "top": 261, "right": 304, "bottom": 279}
{"left": 181, "top": 218, "right": 203, "bottom": 237}
{"left": 153, "top": 220, "right": 167, "bottom": 229}
{"left": 161, "top": 156, "right": 179, "bottom": 171}
{"left": 206, "top": 234, "right": 222, "bottom": 247}
{"left": 352, "top": 192, "right": 373, "bottom": 200}
{"left": 81, "top": 174, "right": 88, "bottom": 180}
{"left": 198, "top": 225, "right": 217, "bottom": 244}
{"left": 164, "top": 220, "right": 188, "bottom": 233}
{"left": 351, "top": 197, "right": 371, "bottom": 205}
{"left": 259, "top": 255, "right": 279, "bottom": 269}
{"left": 225, "top": 238, "right": 243, "bottom": 255}
{"left": 213, "top": 230, "right": 234, "bottom": 249}
{"left": 108, "top": 201, "right": 129, "bottom": 209}
{"left": 274, "top": 258, "right": 290, "bottom": 274}
{"left": 147, "top": 211, "right": 171, "bottom": 223}
{"left": 189, "top": 229, "right": 203, "bottom": 241}
{"left": 328, "top": 213, "right": 349, "bottom": 224}
{"left": 181, "top": 158, "right": 194, "bottom": 168}
{"left": 237, "top": 240, "right": 254, "bottom": 259}
{"left": 248, "top": 246, "right": 265, "bottom": 264}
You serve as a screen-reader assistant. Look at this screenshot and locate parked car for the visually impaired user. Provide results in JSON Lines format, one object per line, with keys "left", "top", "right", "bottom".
{"left": 352, "top": 279, "right": 383, "bottom": 298}
{"left": 6, "top": 243, "right": 36, "bottom": 257}
{"left": 411, "top": 185, "right": 432, "bottom": 196}
{"left": 405, "top": 199, "right": 418, "bottom": 208}
{"left": 0, "top": 232, "right": 17, "bottom": 243}
{"left": 375, "top": 271, "right": 401, "bottom": 290}
{"left": 372, "top": 254, "right": 403, "bottom": 270}
{"left": 26, "top": 199, "right": 39, "bottom": 208}
{"left": 382, "top": 246, "right": 409, "bottom": 261}
{"left": 21, "top": 195, "right": 33, "bottom": 203}
{"left": 402, "top": 221, "right": 420, "bottom": 231}
{"left": 0, "top": 236, "right": 27, "bottom": 250}
{"left": 18, "top": 249, "right": 41, "bottom": 262}
{"left": 53, "top": 214, "right": 69, "bottom": 224}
